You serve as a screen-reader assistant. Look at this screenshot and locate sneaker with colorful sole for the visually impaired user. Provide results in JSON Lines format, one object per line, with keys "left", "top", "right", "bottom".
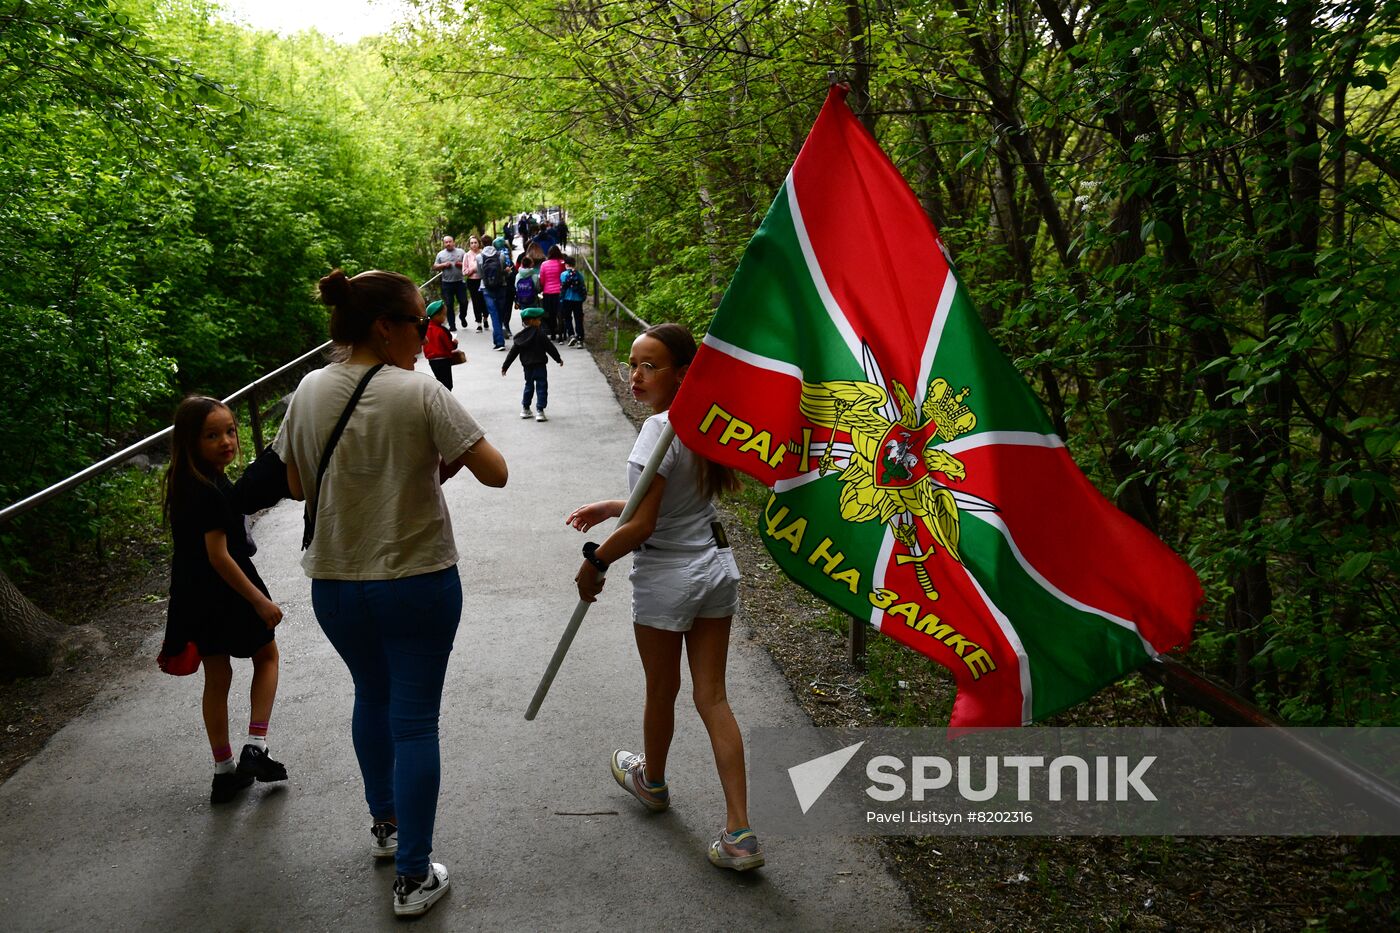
{"left": 610, "top": 749, "right": 669, "bottom": 811}
{"left": 708, "top": 828, "right": 765, "bottom": 871}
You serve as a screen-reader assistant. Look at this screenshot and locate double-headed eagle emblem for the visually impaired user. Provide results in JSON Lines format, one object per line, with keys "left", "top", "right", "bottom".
{"left": 798, "top": 343, "right": 997, "bottom": 600}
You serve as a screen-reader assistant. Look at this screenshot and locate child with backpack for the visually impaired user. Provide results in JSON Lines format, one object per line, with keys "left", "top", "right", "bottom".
{"left": 157, "top": 396, "right": 288, "bottom": 805}
{"left": 514, "top": 255, "right": 541, "bottom": 318}
{"left": 560, "top": 256, "right": 588, "bottom": 348}
{"left": 501, "top": 306, "right": 562, "bottom": 422}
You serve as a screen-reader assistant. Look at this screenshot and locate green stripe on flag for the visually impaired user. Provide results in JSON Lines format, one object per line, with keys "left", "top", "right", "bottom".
{"left": 929, "top": 287, "right": 1056, "bottom": 438}
{"left": 710, "top": 185, "right": 865, "bottom": 381}
{"left": 761, "top": 477, "right": 890, "bottom": 618}
{"left": 959, "top": 516, "right": 1152, "bottom": 720}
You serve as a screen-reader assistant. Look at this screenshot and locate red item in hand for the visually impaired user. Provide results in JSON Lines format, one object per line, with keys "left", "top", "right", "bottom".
{"left": 157, "top": 641, "right": 202, "bottom": 676}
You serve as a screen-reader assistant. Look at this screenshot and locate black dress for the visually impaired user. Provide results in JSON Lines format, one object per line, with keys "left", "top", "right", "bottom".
{"left": 162, "top": 474, "right": 275, "bottom": 659}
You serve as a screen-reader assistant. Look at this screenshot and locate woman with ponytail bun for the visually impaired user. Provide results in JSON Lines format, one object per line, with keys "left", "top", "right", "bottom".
{"left": 274, "top": 268, "right": 508, "bottom": 916}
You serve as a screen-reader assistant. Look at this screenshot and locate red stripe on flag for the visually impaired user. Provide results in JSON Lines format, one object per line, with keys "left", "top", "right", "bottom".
{"left": 790, "top": 86, "right": 951, "bottom": 387}
{"left": 950, "top": 444, "right": 1200, "bottom": 650}
{"left": 875, "top": 549, "right": 1025, "bottom": 728}
{"left": 670, "top": 346, "right": 809, "bottom": 484}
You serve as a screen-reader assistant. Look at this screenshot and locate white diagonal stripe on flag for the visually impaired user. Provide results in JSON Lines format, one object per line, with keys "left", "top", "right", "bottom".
{"left": 917, "top": 267, "right": 957, "bottom": 393}
{"left": 965, "top": 509, "right": 1157, "bottom": 656}
{"left": 942, "top": 431, "right": 1066, "bottom": 456}
{"left": 785, "top": 172, "right": 865, "bottom": 366}
{"left": 956, "top": 565, "right": 1034, "bottom": 725}
{"left": 701, "top": 333, "right": 804, "bottom": 381}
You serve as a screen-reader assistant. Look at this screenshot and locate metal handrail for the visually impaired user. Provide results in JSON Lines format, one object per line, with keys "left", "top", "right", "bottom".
{"left": 576, "top": 244, "right": 651, "bottom": 330}
{"left": 0, "top": 271, "right": 444, "bottom": 526}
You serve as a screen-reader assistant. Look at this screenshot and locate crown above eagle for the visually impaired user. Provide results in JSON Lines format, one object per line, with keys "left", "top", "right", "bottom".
{"left": 924, "top": 378, "right": 977, "bottom": 442}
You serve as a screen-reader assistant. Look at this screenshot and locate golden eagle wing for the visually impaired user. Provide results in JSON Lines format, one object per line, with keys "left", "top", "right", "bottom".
{"left": 799, "top": 380, "right": 891, "bottom": 460}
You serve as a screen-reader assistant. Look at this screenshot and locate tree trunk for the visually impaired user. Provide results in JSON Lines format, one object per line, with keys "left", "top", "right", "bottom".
{"left": 0, "top": 568, "right": 107, "bottom": 680}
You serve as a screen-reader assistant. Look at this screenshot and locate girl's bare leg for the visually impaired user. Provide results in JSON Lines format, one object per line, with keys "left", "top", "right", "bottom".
{"left": 202, "top": 655, "right": 233, "bottom": 754}
{"left": 632, "top": 625, "right": 684, "bottom": 785}
{"left": 249, "top": 639, "right": 279, "bottom": 727}
{"left": 684, "top": 617, "right": 749, "bottom": 832}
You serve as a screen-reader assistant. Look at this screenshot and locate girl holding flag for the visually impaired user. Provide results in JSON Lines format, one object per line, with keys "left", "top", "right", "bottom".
{"left": 566, "top": 322, "right": 764, "bottom": 871}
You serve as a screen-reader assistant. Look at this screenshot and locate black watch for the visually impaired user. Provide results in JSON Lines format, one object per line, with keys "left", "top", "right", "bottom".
{"left": 582, "top": 541, "right": 609, "bottom": 573}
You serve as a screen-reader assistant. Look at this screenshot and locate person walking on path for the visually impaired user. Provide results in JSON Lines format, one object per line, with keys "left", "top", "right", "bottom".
{"left": 564, "top": 322, "right": 763, "bottom": 872}
{"left": 464, "top": 235, "right": 489, "bottom": 332}
{"left": 560, "top": 255, "right": 588, "bottom": 348}
{"left": 158, "top": 396, "right": 287, "bottom": 806}
{"left": 275, "top": 269, "right": 508, "bottom": 918}
{"left": 513, "top": 255, "right": 541, "bottom": 319}
{"left": 538, "top": 245, "right": 566, "bottom": 341}
{"left": 479, "top": 236, "right": 514, "bottom": 350}
{"left": 432, "top": 235, "right": 467, "bottom": 332}
{"left": 501, "top": 306, "right": 562, "bottom": 422}
{"left": 422, "top": 299, "right": 460, "bottom": 390}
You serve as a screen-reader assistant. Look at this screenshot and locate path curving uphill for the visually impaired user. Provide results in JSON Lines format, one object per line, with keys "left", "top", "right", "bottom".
{"left": 0, "top": 329, "right": 915, "bottom": 931}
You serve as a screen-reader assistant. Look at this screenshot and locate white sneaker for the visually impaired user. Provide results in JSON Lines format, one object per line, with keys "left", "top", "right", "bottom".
{"left": 535, "top": 411, "right": 548, "bottom": 422}
{"left": 370, "top": 821, "right": 397, "bottom": 859}
{"left": 520, "top": 408, "right": 532, "bottom": 419}
{"left": 393, "top": 862, "right": 449, "bottom": 917}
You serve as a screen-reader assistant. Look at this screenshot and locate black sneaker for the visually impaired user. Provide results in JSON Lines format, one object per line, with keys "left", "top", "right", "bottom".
{"left": 211, "top": 770, "right": 253, "bottom": 805}
{"left": 393, "top": 862, "right": 450, "bottom": 916}
{"left": 236, "top": 744, "right": 288, "bottom": 782}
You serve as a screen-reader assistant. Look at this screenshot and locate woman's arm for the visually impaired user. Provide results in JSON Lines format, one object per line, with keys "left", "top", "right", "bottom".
{"left": 286, "top": 459, "right": 304, "bottom": 501}
{"left": 205, "top": 529, "right": 283, "bottom": 629}
{"left": 575, "top": 475, "right": 666, "bottom": 602}
{"left": 442, "top": 437, "right": 508, "bottom": 487}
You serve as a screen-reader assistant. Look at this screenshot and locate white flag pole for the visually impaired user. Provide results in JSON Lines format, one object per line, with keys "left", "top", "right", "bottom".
{"left": 525, "top": 423, "right": 676, "bottom": 720}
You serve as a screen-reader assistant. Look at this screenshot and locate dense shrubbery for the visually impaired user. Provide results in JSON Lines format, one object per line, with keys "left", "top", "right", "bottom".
{"left": 0, "top": 0, "right": 469, "bottom": 568}
{"left": 408, "top": 0, "right": 1400, "bottom": 724}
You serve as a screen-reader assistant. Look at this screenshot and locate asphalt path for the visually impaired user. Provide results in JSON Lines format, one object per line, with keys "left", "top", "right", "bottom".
{"left": 0, "top": 328, "right": 914, "bottom": 932}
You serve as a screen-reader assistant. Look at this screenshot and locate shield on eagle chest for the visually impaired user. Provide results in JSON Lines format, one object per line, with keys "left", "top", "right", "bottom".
{"left": 875, "top": 419, "right": 937, "bottom": 489}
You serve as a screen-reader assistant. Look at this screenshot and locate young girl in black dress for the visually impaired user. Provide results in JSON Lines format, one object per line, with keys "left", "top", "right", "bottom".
{"left": 158, "top": 397, "right": 287, "bottom": 804}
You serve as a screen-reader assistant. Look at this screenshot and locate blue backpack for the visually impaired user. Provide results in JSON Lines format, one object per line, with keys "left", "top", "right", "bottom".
{"left": 515, "top": 273, "right": 538, "bottom": 306}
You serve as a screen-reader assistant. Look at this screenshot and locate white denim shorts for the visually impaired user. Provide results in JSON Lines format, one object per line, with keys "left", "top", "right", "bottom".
{"left": 629, "top": 546, "right": 740, "bottom": 632}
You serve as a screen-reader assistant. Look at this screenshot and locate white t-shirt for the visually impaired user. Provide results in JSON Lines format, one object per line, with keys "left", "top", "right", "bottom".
{"left": 275, "top": 363, "right": 484, "bottom": 580}
{"left": 627, "top": 411, "right": 717, "bottom": 549}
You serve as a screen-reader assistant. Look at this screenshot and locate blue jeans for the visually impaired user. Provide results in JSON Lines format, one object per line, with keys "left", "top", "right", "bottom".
{"left": 483, "top": 288, "right": 507, "bottom": 348}
{"left": 522, "top": 365, "right": 548, "bottom": 411}
{"left": 311, "top": 566, "right": 462, "bottom": 877}
{"left": 440, "top": 280, "right": 467, "bottom": 330}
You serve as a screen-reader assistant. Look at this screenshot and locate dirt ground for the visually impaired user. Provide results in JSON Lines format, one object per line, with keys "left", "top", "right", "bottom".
{"left": 1, "top": 303, "right": 1394, "bottom": 930}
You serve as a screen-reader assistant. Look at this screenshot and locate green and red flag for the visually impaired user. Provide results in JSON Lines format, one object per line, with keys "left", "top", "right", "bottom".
{"left": 669, "top": 86, "right": 1202, "bottom": 728}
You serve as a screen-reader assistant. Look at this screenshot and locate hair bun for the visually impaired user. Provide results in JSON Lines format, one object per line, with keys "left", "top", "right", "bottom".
{"left": 319, "top": 269, "right": 354, "bottom": 308}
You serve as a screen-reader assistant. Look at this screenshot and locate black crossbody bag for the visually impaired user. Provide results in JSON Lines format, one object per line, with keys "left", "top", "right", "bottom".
{"left": 302, "top": 363, "right": 384, "bottom": 550}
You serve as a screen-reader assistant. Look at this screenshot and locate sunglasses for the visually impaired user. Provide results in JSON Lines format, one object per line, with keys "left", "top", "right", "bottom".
{"left": 387, "top": 314, "right": 430, "bottom": 338}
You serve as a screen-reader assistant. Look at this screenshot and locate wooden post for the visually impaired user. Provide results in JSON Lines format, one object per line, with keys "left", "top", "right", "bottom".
{"left": 848, "top": 615, "right": 867, "bottom": 670}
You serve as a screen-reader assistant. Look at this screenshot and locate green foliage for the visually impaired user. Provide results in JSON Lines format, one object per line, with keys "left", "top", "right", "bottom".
{"left": 400, "top": 0, "right": 1400, "bottom": 726}
{"left": 0, "top": 0, "right": 442, "bottom": 576}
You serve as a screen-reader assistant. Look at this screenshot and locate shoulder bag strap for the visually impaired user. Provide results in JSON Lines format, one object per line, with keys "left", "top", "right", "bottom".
{"left": 302, "top": 363, "right": 385, "bottom": 550}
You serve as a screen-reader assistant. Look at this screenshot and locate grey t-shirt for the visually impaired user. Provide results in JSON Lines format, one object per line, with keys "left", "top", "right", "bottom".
{"left": 435, "top": 247, "right": 466, "bottom": 282}
{"left": 627, "top": 411, "right": 717, "bottom": 549}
